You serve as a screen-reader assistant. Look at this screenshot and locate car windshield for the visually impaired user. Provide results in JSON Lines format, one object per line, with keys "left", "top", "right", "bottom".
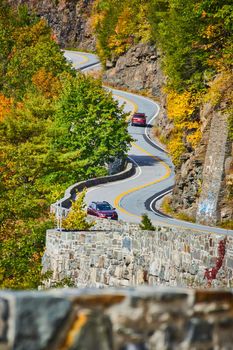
{"left": 134, "top": 114, "right": 145, "bottom": 118}
{"left": 96, "top": 203, "right": 112, "bottom": 211}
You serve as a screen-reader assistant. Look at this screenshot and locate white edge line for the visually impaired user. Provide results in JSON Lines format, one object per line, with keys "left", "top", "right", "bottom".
{"left": 86, "top": 157, "right": 142, "bottom": 196}
{"left": 149, "top": 189, "right": 173, "bottom": 213}
{"left": 81, "top": 63, "right": 102, "bottom": 72}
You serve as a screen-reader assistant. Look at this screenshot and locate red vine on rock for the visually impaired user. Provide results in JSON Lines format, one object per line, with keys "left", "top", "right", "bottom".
{"left": 204, "top": 238, "right": 227, "bottom": 285}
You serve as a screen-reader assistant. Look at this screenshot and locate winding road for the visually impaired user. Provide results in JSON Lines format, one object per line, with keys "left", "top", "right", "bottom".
{"left": 64, "top": 50, "right": 233, "bottom": 235}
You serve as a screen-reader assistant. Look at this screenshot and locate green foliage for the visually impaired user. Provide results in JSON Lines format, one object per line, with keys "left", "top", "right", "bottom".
{"left": 62, "top": 190, "right": 94, "bottom": 231}
{"left": 0, "top": 220, "right": 52, "bottom": 289}
{"left": 53, "top": 73, "right": 132, "bottom": 180}
{"left": 139, "top": 213, "right": 155, "bottom": 230}
{"left": 0, "top": 1, "right": 131, "bottom": 289}
{"left": 3, "top": 20, "right": 73, "bottom": 99}
{"left": 93, "top": 0, "right": 232, "bottom": 93}
{"left": 92, "top": 0, "right": 152, "bottom": 63}
{"left": 149, "top": 0, "right": 208, "bottom": 91}
{"left": 149, "top": 0, "right": 233, "bottom": 91}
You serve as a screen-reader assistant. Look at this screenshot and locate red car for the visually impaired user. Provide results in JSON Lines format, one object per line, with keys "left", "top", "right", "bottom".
{"left": 87, "top": 201, "right": 118, "bottom": 220}
{"left": 131, "top": 112, "right": 147, "bottom": 127}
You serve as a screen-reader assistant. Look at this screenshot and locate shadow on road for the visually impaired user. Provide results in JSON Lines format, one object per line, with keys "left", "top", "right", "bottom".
{"left": 128, "top": 155, "right": 158, "bottom": 167}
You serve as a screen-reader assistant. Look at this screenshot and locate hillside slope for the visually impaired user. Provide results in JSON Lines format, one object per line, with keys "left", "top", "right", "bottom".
{"left": 90, "top": 0, "right": 233, "bottom": 228}
{"left": 8, "top": 0, "right": 95, "bottom": 49}
{"left": 8, "top": 0, "right": 233, "bottom": 227}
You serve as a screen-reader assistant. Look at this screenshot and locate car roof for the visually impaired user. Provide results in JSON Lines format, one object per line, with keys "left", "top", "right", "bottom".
{"left": 91, "top": 201, "right": 110, "bottom": 204}
{"left": 133, "top": 113, "right": 146, "bottom": 117}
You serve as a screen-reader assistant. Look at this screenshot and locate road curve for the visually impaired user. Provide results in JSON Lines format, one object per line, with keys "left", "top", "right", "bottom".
{"left": 64, "top": 50, "right": 233, "bottom": 235}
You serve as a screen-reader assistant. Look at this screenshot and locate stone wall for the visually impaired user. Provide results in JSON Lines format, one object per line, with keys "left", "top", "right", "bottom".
{"left": 1, "top": 288, "right": 233, "bottom": 350}
{"left": 42, "top": 220, "right": 233, "bottom": 289}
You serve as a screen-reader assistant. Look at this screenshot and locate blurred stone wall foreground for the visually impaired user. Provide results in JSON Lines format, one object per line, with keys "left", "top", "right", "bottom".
{"left": 1, "top": 288, "right": 233, "bottom": 350}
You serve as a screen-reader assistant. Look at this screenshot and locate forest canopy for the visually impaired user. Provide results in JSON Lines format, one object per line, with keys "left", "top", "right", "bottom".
{"left": 91, "top": 0, "right": 232, "bottom": 162}
{"left": 0, "top": 0, "right": 130, "bottom": 289}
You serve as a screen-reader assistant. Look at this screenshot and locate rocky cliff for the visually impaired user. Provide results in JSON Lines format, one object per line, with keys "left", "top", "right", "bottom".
{"left": 103, "top": 43, "right": 163, "bottom": 98}
{"left": 8, "top": 0, "right": 96, "bottom": 50}
{"left": 170, "top": 85, "right": 233, "bottom": 226}
{"left": 7, "top": 1, "right": 232, "bottom": 226}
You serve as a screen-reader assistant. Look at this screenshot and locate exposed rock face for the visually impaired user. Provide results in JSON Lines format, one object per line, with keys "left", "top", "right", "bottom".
{"left": 102, "top": 42, "right": 232, "bottom": 226}
{"left": 103, "top": 43, "right": 163, "bottom": 97}
{"left": 8, "top": 0, "right": 96, "bottom": 50}
{"left": 169, "top": 101, "right": 233, "bottom": 225}
{"left": 196, "top": 109, "right": 231, "bottom": 225}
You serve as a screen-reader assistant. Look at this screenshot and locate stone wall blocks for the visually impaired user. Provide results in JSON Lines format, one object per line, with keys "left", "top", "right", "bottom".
{"left": 44, "top": 225, "right": 233, "bottom": 289}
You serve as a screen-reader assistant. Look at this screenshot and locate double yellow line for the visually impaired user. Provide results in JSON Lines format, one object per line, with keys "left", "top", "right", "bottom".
{"left": 114, "top": 142, "right": 171, "bottom": 217}
{"left": 111, "top": 93, "right": 171, "bottom": 217}
{"left": 71, "top": 52, "right": 89, "bottom": 65}
{"left": 112, "top": 93, "right": 138, "bottom": 121}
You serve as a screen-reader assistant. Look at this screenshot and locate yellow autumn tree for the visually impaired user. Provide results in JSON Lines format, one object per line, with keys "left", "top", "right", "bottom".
{"left": 62, "top": 190, "right": 94, "bottom": 231}
{"left": 166, "top": 89, "right": 202, "bottom": 153}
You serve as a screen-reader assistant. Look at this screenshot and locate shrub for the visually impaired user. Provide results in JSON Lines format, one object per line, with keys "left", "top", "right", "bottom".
{"left": 139, "top": 213, "right": 155, "bottom": 230}
{"left": 62, "top": 190, "right": 94, "bottom": 231}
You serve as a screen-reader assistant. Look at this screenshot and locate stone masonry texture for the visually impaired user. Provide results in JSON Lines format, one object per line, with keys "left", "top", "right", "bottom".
{"left": 2, "top": 288, "right": 233, "bottom": 349}
{"left": 42, "top": 219, "right": 233, "bottom": 289}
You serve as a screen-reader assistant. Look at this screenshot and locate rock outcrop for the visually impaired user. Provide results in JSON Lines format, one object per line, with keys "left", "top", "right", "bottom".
{"left": 8, "top": 0, "right": 96, "bottom": 50}
{"left": 169, "top": 101, "right": 233, "bottom": 225}
{"left": 103, "top": 43, "right": 163, "bottom": 97}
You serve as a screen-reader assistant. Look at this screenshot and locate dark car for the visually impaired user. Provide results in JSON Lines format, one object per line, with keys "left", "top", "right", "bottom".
{"left": 87, "top": 201, "right": 118, "bottom": 220}
{"left": 131, "top": 112, "right": 147, "bottom": 127}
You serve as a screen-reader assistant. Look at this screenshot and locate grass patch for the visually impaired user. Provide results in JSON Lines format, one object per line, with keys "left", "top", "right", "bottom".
{"left": 220, "top": 220, "right": 233, "bottom": 230}
{"left": 161, "top": 196, "right": 195, "bottom": 223}
{"left": 152, "top": 126, "right": 169, "bottom": 146}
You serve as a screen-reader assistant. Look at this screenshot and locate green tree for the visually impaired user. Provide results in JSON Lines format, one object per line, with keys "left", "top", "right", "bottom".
{"left": 0, "top": 220, "right": 52, "bottom": 289}
{"left": 53, "top": 73, "right": 132, "bottom": 179}
{"left": 139, "top": 213, "right": 155, "bottom": 230}
{"left": 4, "top": 19, "right": 73, "bottom": 99}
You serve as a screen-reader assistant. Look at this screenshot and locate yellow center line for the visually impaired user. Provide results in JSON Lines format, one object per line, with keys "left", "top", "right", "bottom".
{"left": 72, "top": 53, "right": 89, "bottom": 65}
{"left": 113, "top": 136, "right": 227, "bottom": 233}
{"left": 114, "top": 137, "right": 171, "bottom": 216}
{"left": 112, "top": 93, "right": 138, "bottom": 121}
{"left": 110, "top": 93, "right": 231, "bottom": 234}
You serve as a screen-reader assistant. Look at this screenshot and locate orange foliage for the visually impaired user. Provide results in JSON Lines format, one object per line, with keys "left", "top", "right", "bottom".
{"left": 0, "top": 94, "right": 13, "bottom": 122}
{"left": 32, "top": 68, "right": 61, "bottom": 98}
{"left": 50, "top": 33, "right": 58, "bottom": 43}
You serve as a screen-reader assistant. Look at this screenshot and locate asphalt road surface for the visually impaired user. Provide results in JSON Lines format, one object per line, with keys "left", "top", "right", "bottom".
{"left": 64, "top": 50, "right": 233, "bottom": 235}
